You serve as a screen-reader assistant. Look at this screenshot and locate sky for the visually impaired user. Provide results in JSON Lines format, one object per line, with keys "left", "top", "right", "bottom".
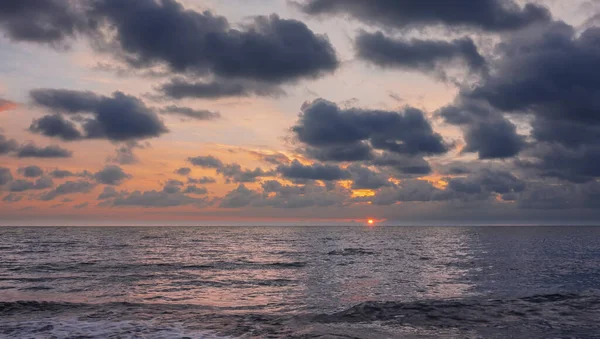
{"left": 0, "top": 0, "right": 599, "bottom": 225}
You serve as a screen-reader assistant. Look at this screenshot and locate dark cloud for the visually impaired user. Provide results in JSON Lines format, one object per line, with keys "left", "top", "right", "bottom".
{"left": 18, "top": 165, "right": 44, "bottom": 178}
{"left": 371, "top": 153, "right": 432, "bottom": 175}
{"left": 39, "top": 180, "right": 95, "bottom": 201}
{"left": 278, "top": 160, "right": 350, "bottom": 181}
{"left": 49, "top": 169, "right": 93, "bottom": 179}
{"left": 372, "top": 180, "right": 444, "bottom": 205}
{"left": 183, "top": 185, "right": 208, "bottom": 195}
{"left": 162, "top": 179, "right": 184, "bottom": 194}
{"left": 188, "top": 176, "right": 217, "bottom": 184}
{"left": 219, "top": 184, "right": 262, "bottom": 208}
{"left": 463, "top": 118, "right": 526, "bottom": 159}
{"left": 0, "top": 135, "right": 19, "bottom": 154}
{"left": 0, "top": 168, "right": 13, "bottom": 186}
{"left": 0, "top": 0, "right": 87, "bottom": 44}
{"left": 447, "top": 169, "right": 525, "bottom": 195}
{"left": 306, "top": 142, "right": 374, "bottom": 162}
{"left": 31, "top": 89, "right": 167, "bottom": 141}
{"left": 158, "top": 78, "right": 281, "bottom": 99}
{"left": 355, "top": 32, "right": 487, "bottom": 77}
{"left": 110, "top": 190, "right": 210, "bottom": 208}
{"left": 9, "top": 177, "right": 54, "bottom": 192}
{"left": 16, "top": 144, "right": 72, "bottom": 158}
{"left": 90, "top": 1, "right": 338, "bottom": 83}
{"left": 294, "top": 99, "right": 447, "bottom": 162}
{"left": 29, "top": 114, "right": 83, "bottom": 141}
{"left": 347, "top": 164, "right": 391, "bottom": 189}
{"left": 188, "top": 155, "right": 224, "bottom": 169}
{"left": 518, "top": 144, "right": 600, "bottom": 183}
{"left": 257, "top": 180, "right": 351, "bottom": 208}
{"left": 466, "top": 23, "right": 600, "bottom": 126}
{"left": 94, "top": 165, "right": 131, "bottom": 185}
{"left": 175, "top": 167, "right": 191, "bottom": 176}
{"left": 217, "top": 164, "right": 274, "bottom": 183}
{"left": 298, "top": 0, "right": 551, "bottom": 32}
{"left": 160, "top": 105, "right": 221, "bottom": 121}
{"left": 97, "top": 186, "right": 126, "bottom": 200}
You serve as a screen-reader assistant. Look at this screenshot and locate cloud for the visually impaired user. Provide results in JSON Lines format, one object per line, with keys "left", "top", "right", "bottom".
{"left": 258, "top": 180, "right": 351, "bottom": 208}
{"left": 355, "top": 32, "right": 487, "bottom": 77}
{"left": 110, "top": 190, "right": 211, "bottom": 208}
{"left": 298, "top": 0, "right": 550, "bottom": 32}
{"left": 0, "top": 0, "right": 87, "bottom": 44}
{"left": 160, "top": 105, "right": 220, "bottom": 121}
{"left": 447, "top": 169, "right": 525, "bottom": 195}
{"left": 518, "top": 143, "right": 600, "bottom": 183}
{"left": 97, "top": 186, "right": 126, "bottom": 200}
{"left": 89, "top": 1, "right": 338, "bottom": 83}
{"left": 9, "top": 177, "right": 54, "bottom": 192}
{"left": 188, "top": 155, "right": 224, "bottom": 169}
{"left": 49, "top": 169, "right": 92, "bottom": 179}
{"left": 158, "top": 78, "right": 282, "bottom": 99}
{"left": 3, "top": 193, "right": 22, "bottom": 203}
{"left": 39, "top": 180, "right": 95, "bottom": 201}
{"left": 293, "top": 99, "right": 447, "bottom": 162}
{"left": 162, "top": 179, "right": 184, "bottom": 194}
{"left": 175, "top": 167, "right": 191, "bottom": 176}
{"left": 463, "top": 118, "right": 526, "bottom": 159}
{"left": 371, "top": 153, "right": 432, "bottom": 175}
{"left": 93, "top": 165, "right": 131, "bottom": 185}
{"left": 18, "top": 165, "right": 44, "bottom": 178}
{"left": 29, "top": 114, "right": 83, "bottom": 141}
{"left": 188, "top": 176, "right": 216, "bottom": 184}
{"left": 0, "top": 134, "right": 19, "bottom": 154}
{"left": 347, "top": 164, "right": 391, "bottom": 189}
{"left": 0, "top": 168, "right": 13, "bottom": 186}
{"left": 1, "top": 133, "right": 72, "bottom": 158}
{"left": 183, "top": 185, "right": 208, "bottom": 195}
{"left": 30, "top": 89, "right": 167, "bottom": 141}
{"left": 16, "top": 144, "right": 72, "bottom": 158}
{"left": 219, "top": 184, "right": 262, "bottom": 208}
{"left": 106, "top": 141, "right": 149, "bottom": 165}
{"left": 73, "top": 202, "right": 89, "bottom": 209}
{"left": 217, "top": 164, "right": 274, "bottom": 183}
{"left": 278, "top": 160, "right": 350, "bottom": 181}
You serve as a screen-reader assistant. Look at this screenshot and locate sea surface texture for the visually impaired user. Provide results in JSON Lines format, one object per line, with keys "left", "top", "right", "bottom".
{"left": 1, "top": 226, "right": 600, "bottom": 338}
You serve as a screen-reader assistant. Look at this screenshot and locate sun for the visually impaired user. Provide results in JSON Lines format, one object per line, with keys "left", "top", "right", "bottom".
{"left": 367, "top": 219, "right": 375, "bottom": 225}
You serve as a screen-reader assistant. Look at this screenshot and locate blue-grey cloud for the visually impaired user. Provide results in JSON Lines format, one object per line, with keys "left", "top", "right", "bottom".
{"left": 31, "top": 89, "right": 167, "bottom": 141}
{"left": 40, "top": 180, "right": 95, "bottom": 201}
{"left": 0, "top": 0, "right": 88, "bottom": 44}
{"left": 298, "top": 0, "right": 551, "bottom": 32}
{"left": 90, "top": 1, "right": 338, "bottom": 83}
{"left": 158, "top": 78, "right": 282, "bottom": 99}
{"left": 278, "top": 160, "right": 350, "bottom": 181}
{"left": 160, "top": 105, "right": 221, "bottom": 121}
{"left": 16, "top": 144, "right": 72, "bottom": 158}
{"left": 294, "top": 99, "right": 447, "bottom": 162}
{"left": 0, "top": 168, "right": 13, "bottom": 186}
{"left": 94, "top": 165, "right": 131, "bottom": 186}
{"left": 18, "top": 165, "right": 44, "bottom": 178}
{"left": 355, "top": 32, "right": 487, "bottom": 77}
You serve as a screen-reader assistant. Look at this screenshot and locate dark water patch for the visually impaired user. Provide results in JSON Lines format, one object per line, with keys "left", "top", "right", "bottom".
{"left": 327, "top": 248, "right": 375, "bottom": 256}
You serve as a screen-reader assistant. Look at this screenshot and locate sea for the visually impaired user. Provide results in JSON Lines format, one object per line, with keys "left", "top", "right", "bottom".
{"left": 1, "top": 226, "right": 600, "bottom": 338}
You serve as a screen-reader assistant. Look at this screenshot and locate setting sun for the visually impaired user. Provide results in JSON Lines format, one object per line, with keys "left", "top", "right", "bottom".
{"left": 368, "top": 219, "right": 375, "bottom": 225}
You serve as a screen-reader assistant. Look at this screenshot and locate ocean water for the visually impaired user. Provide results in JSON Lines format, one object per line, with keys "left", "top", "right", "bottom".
{"left": 1, "top": 226, "right": 600, "bottom": 338}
